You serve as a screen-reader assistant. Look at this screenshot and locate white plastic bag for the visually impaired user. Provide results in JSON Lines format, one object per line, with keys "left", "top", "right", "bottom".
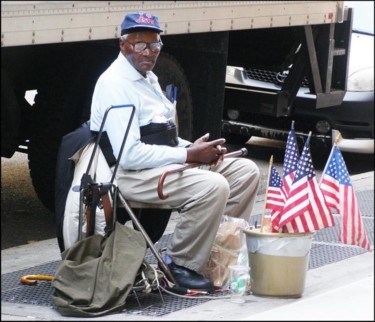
{"left": 203, "top": 215, "right": 250, "bottom": 287}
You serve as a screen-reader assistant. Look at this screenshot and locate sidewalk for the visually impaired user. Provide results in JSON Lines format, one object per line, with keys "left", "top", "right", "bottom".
{"left": 2, "top": 172, "right": 374, "bottom": 321}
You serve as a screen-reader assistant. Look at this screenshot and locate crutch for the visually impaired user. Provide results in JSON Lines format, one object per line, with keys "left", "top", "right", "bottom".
{"left": 78, "top": 104, "right": 178, "bottom": 285}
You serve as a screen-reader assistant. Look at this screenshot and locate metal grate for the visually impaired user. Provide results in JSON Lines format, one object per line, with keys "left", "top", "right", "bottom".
{"left": 1, "top": 261, "right": 58, "bottom": 308}
{"left": 125, "top": 288, "right": 227, "bottom": 317}
{"left": 1, "top": 190, "right": 373, "bottom": 317}
{"left": 245, "top": 68, "right": 310, "bottom": 87}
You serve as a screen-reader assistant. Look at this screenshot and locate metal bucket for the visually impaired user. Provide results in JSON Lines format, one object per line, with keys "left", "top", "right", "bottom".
{"left": 244, "top": 229, "right": 314, "bottom": 298}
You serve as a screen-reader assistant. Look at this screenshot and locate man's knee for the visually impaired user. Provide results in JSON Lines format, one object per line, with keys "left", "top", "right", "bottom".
{"left": 210, "top": 173, "right": 231, "bottom": 200}
{"left": 250, "top": 160, "right": 260, "bottom": 180}
{"left": 238, "top": 158, "right": 260, "bottom": 180}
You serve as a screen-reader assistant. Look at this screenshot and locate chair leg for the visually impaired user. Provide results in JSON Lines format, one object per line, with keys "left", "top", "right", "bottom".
{"left": 116, "top": 192, "right": 179, "bottom": 286}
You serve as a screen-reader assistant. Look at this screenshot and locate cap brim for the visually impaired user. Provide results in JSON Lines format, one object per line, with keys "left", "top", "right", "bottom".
{"left": 122, "top": 25, "right": 163, "bottom": 34}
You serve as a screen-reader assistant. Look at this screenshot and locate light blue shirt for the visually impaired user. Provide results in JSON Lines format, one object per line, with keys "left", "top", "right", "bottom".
{"left": 90, "top": 52, "right": 191, "bottom": 170}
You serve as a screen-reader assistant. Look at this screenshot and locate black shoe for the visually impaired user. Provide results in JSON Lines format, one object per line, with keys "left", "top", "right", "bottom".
{"left": 167, "top": 262, "right": 214, "bottom": 292}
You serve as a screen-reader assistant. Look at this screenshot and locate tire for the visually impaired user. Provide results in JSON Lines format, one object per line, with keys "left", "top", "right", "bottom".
{"left": 28, "top": 90, "right": 83, "bottom": 212}
{"left": 153, "top": 52, "right": 193, "bottom": 141}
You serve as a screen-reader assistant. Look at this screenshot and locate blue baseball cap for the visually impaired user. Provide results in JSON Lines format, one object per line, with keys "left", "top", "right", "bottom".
{"left": 121, "top": 12, "right": 163, "bottom": 35}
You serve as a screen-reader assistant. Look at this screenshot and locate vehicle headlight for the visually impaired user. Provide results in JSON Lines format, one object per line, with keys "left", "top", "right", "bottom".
{"left": 315, "top": 120, "right": 331, "bottom": 134}
{"left": 347, "top": 67, "right": 374, "bottom": 92}
{"left": 227, "top": 109, "right": 240, "bottom": 120}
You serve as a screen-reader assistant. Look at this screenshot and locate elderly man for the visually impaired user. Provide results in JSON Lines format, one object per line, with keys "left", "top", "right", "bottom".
{"left": 90, "top": 12, "right": 260, "bottom": 291}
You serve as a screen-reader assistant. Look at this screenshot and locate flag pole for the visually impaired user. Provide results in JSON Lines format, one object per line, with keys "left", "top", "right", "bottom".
{"left": 335, "top": 132, "right": 342, "bottom": 143}
{"left": 260, "top": 155, "right": 273, "bottom": 232}
{"left": 307, "top": 131, "right": 312, "bottom": 142}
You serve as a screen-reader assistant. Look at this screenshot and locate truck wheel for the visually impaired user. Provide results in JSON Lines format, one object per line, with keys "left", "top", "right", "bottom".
{"left": 28, "top": 91, "right": 81, "bottom": 212}
{"left": 153, "top": 52, "right": 193, "bottom": 141}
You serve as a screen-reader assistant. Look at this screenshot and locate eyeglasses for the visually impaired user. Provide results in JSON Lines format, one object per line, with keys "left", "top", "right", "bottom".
{"left": 124, "top": 39, "right": 163, "bottom": 53}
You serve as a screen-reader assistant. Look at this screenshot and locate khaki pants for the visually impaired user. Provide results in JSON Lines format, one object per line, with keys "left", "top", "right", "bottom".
{"left": 116, "top": 157, "right": 260, "bottom": 273}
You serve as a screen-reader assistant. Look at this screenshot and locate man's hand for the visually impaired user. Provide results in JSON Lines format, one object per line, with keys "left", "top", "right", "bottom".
{"left": 186, "top": 133, "right": 227, "bottom": 165}
{"left": 209, "top": 142, "right": 227, "bottom": 169}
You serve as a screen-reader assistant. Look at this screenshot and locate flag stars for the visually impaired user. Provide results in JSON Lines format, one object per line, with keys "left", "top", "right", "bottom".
{"left": 270, "top": 166, "right": 283, "bottom": 187}
{"left": 324, "top": 147, "right": 351, "bottom": 185}
{"left": 294, "top": 147, "right": 316, "bottom": 181}
{"left": 283, "top": 130, "right": 300, "bottom": 176}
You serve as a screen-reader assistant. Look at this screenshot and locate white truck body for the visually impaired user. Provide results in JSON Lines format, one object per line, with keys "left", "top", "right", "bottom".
{"left": 2, "top": 1, "right": 344, "bottom": 46}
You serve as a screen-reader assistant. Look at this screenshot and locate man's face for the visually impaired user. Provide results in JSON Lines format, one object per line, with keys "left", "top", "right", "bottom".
{"left": 120, "top": 31, "right": 161, "bottom": 76}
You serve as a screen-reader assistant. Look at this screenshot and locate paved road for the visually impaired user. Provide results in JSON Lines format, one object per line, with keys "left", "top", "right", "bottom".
{"left": 1, "top": 139, "right": 373, "bottom": 249}
{"left": 1, "top": 153, "right": 55, "bottom": 249}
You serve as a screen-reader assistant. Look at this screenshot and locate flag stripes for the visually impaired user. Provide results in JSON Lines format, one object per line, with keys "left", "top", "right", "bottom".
{"left": 340, "top": 184, "right": 370, "bottom": 249}
{"left": 265, "top": 188, "right": 284, "bottom": 208}
{"left": 320, "top": 175, "right": 340, "bottom": 211}
{"left": 264, "top": 164, "right": 285, "bottom": 232}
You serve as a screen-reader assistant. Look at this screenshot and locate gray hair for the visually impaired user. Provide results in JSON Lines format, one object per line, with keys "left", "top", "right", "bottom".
{"left": 120, "top": 34, "right": 129, "bottom": 41}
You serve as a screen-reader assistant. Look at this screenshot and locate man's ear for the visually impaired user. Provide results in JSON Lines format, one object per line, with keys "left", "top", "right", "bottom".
{"left": 119, "top": 38, "right": 126, "bottom": 53}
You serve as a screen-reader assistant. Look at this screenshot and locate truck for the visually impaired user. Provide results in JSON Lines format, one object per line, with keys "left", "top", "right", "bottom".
{"left": 1, "top": 1, "right": 352, "bottom": 212}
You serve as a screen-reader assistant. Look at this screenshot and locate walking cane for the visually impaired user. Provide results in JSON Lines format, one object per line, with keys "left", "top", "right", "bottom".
{"left": 157, "top": 148, "right": 248, "bottom": 200}
{"left": 20, "top": 275, "right": 54, "bottom": 285}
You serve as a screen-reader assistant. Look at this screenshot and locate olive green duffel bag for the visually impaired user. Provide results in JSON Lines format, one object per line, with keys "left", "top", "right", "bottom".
{"left": 52, "top": 222, "right": 146, "bottom": 317}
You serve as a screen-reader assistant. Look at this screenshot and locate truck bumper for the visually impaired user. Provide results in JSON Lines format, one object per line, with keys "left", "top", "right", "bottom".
{"left": 332, "top": 129, "right": 374, "bottom": 154}
{"left": 221, "top": 120, "right": 374, "bottom": 154}
{"left": 221, "top": 119, "right": 330, "bottom": 147}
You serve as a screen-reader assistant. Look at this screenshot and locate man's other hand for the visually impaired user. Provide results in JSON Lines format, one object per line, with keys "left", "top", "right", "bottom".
{"left": 186, "top": 133, "right": 226, "bottom": 164}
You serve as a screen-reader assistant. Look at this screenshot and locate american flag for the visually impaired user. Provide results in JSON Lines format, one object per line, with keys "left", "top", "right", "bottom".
{"left": 278, "top": 136, "right": 334, "bottom": 232}
{"left": 282, "top": 122, "right": 300, "bottom": 196}
{"left": 320, "top": 146, "right": 371, "bottom": 250}
{"left": 265, "top": 164, "right": 285, "bottom": 231}
{"left": 277, "top": 121, "right": 301, "bottom": 232}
